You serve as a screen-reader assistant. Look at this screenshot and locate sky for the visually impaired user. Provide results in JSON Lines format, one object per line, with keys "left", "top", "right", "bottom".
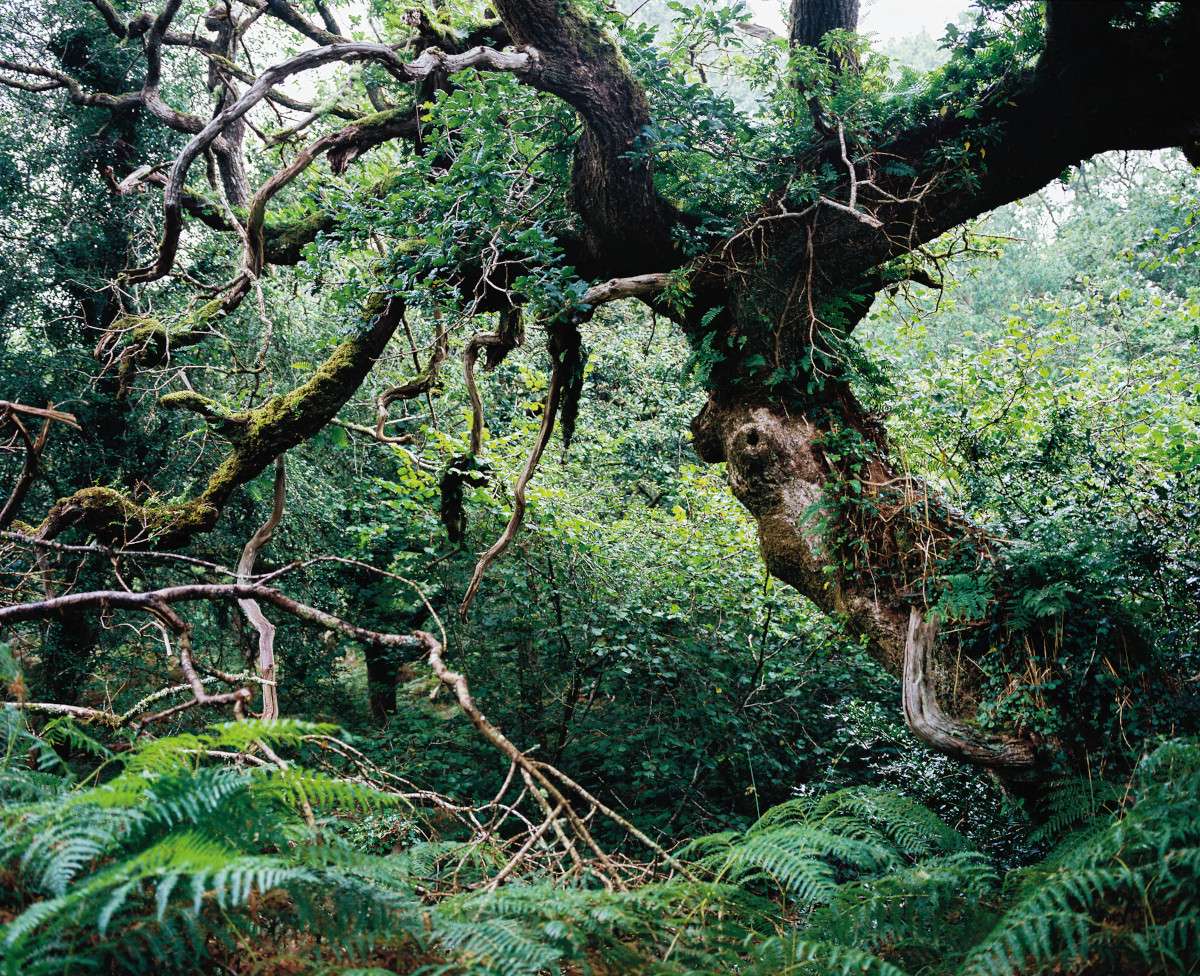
{"left": 747, "top": 0, "right": 971, "bottom": 42}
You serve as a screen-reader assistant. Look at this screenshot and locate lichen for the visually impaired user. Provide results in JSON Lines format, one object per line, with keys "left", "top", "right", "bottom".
{"left": 42, "top": 293, "right": 399, "bottom": 551}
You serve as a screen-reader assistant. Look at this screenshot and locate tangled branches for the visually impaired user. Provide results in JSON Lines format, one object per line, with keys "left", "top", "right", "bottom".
{"left": 426, "top": 639, "right": 695, "bottom": 889}
{"left": 0, "top": 402, "right": 79, "bottom": 531}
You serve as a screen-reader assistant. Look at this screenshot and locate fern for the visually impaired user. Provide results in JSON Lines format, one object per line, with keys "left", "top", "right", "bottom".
{"left": 255, "top": 766, "right": 409, "bottom": 813}
{"left": 1029, "top": 775, "right": 1125, "bottom": 843}
{"left": 961, "top": 740, "right": 1200, "bottom": 976}
{"left": 750, "top": 936, "right": 914, "bottom": 976}
{"left": 1, "top": 715, "right": 1197, "bottom": 976}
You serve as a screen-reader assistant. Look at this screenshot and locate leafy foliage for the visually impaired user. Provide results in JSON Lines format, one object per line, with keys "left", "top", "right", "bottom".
{"left": 4, "top": 714, "right": 1197, "bottom": 975}
{"left": 1, "top": 2, "right": 1198, "bottom": 973}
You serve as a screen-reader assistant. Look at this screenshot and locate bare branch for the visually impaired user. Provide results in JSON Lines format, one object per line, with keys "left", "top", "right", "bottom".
{"left": 459, "top": 350, "right": 563, "bottom": 618}
{"left": 127, "top": 43, "right": 539, "bottom": 285}
{"left": 237, "top": 456, "right": 286, "bottom": 719}
{"left": 902, "top": 608, "right": 1038, "bottom": 769}
{"left": 0, "top": 403, "right": 79, "bottom": 530}
{"left": 0, "top": 582, "right": 432, "bottom": 651}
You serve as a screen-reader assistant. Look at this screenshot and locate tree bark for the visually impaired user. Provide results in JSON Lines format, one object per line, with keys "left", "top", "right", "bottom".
{"left": 692, "top": 394, "right": 908, "bottom": 669}
{"left": 493, "top": 0, "right": 682, "bottom": 274}
{"left": 365, "top": 644, "right": 401, "bottom": 721}
{"left": 789, "top": 0, "right": 859, "bottom": 49}
{"left": 691, "top": 384, "right": 1046, "bottom": 774}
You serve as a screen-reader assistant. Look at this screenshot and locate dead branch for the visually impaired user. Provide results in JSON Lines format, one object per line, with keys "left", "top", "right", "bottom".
{"left": 580, "top": 272, "right": 672, "bottom": 306}
{"left": 427, "top": 637, "right": 695, "bottom": 885}
{"left": 0, "top": 403, "right": 79, "bottom": 531}
{"left": 902, "top": 608, "right": 1038, "bottom": 769}
{"left": 0, "top": 402, "right": 80, "bottom": 429}
{"left": 0, "top": 582, "right": 431, "bottom": 651}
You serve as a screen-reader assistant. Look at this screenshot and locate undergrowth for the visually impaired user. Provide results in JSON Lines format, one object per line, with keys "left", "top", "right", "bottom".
{"left": 1, "top": 713, "right": 1196, "bottom": 975}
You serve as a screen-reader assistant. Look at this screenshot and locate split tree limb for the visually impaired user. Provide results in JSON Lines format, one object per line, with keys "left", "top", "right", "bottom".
{"left": 902, "top": 608, "right": 1038, "bottom": 769}
{"left": 237, "top": 456, "right": 286, "bottom": 719}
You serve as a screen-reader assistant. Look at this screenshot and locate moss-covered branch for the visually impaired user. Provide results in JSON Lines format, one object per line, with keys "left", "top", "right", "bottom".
{"left": 158, "top": 391, "right": 250, "bottom": 439}
{"left": 106, "top": 304, "right": 226, "bottom": 389}
{"left": 37, "top": 294, "right": 404, "bottom": 548}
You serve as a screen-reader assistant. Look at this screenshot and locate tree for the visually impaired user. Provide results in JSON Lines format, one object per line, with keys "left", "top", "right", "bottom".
{"left": 2, "top": 0, "right": 1197, "bottom": 785}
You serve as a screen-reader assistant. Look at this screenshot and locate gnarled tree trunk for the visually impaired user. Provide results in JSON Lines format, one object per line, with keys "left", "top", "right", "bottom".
{"left": 693, "top": 380, "right": 1045, "bottom": 771}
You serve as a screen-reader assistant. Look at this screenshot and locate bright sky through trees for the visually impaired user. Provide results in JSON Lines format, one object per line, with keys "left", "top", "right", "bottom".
{"left": 748, "top": 0, "right": 969, "bottom": 41}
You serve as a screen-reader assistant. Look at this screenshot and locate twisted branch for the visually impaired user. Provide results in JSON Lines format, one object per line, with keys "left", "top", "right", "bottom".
{"left": 126, "top": 43, "right": 539, "bottom": 286}
{"left": 902, "top": 608, "right": 1038, "bottom": 770}
{"left": 458, "top": 350, "right": 563, "bottom": 619}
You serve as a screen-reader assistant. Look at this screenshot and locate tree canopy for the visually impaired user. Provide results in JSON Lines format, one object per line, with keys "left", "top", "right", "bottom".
{"left": 1, "top": 0, "right": 1199, "bottom": 972}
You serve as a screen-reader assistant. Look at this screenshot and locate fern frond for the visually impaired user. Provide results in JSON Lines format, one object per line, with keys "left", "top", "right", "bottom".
{"left": 1030, "top": 776, "right": 1123, "bottom": 843}
{"left": 253, "top": 767, "right": 406, "bottom": 813}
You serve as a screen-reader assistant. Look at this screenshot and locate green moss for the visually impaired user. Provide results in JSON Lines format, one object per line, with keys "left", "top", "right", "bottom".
{"left": 111, "top": 303, "right": 223, "bottom": 377}
{"left": 41, "top": 486, "right": 217, "bottom": 548}
{"left": 159, "top": 391, "right": 248, "bottom": 439}
{"left": 348, "top": 107, "right": 407, "bottom": 131}
{"left": 264, "top": 210, "right": 332, "bottom": 264}
{"left": 184, "top": 298, "right": 224, "bottom": 331}
{"left": 49, "top": 293, "right": 398, "bottom": 549}
{"left": 159, "top": 390, "right": 217, "bottom": 412}
{"left": 263, "top": 172, "right": 408, "bottom": 265}
{"left": 117, "top": 315, "right": 163, "bottom": 340}
{"left": 109, "top": 315, "right": 165, "bottom": 360}
{"left": 199, "top": 293, "right": 400, "bottom": 508}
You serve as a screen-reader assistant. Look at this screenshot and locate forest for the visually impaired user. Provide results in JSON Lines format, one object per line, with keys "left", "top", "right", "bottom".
{"left": 0, "top": 0, "right": 1198, "bottom": 972}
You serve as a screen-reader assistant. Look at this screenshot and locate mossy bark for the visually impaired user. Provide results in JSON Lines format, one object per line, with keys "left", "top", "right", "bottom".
{"left": 493, "top": 0, "right": 681, "bottom": 275}
{"left": 39, "top": 295, "right": 404, "bottom": 548}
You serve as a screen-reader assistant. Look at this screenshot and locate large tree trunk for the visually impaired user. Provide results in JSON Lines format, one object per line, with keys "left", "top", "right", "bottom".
{"left": 692, "top": 394, "right": 908, "bottom": 673}
{"left": 691, "top": 389, "right": 1043, "bottom": 775}
{"left": 684, "top": 242, "right": 1053, "bottom": 775}
{"left": 365, "top": 644, "right": 401, "bottom": 722}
